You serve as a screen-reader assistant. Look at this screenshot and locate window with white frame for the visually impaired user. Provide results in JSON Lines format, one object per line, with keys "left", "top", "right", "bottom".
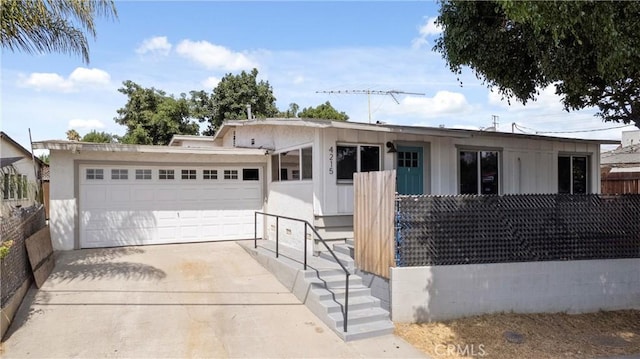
{"left": 459, "top": 150, "right": 500, "bottom": 195}
{"left": 3, "top": 174, "right": 8, "bottom": 200}
{"left": 86, "top": 168, "right": 104, "bottom": 180}
{"left": 224, "top": 170, "right": 238, "bottom": 180}
{"left": 135, "top": 169, "right": 151, "bottom": 180}
{"left": 9, "top": 174, "right": 15, "bottom": 199}
{"left": 271, "top": 146, "right": 313, "bottom": 182}
{"left": 203, "top": 169, "right": 217, "bottom": 180}
{"left": 558, "top": 155, "right": 589, "bottom": 194}
{"left": 16, "top": 174, "right": 23, "bottom": 199}
{"left": 111, "top": 169, "right": 128, "bottom": 180}
{"left": 181, "top": 169, "right": 196, "bottom": 180}
{"left": 336, "top": 144, "right": 380, "bottom": 182}
{"left": 21, "top": 175, "right": 27, "bottom": 199}
{"left": 159, "top": 169, "right": 174, "bottom": 180}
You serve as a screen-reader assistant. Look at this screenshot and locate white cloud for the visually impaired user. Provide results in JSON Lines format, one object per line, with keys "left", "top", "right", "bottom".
{"left": 202, "top": 76, "right": 220, "bottom": 89}
{"left": 176, "top": 40, "right": 258, "bottom": 71}
{"left": 24, "top": 73, "right": 73, "bottom": 92}
{"left": 293, "top": 75, "right": 305, "bottom": 85}
{"left": 136, "top": 36, "right": 172, "bottom": 56}
{"left": 21, "top": 67, "right": 111, "bottom": 92}
{"left": 381, "top": 91, "right": 471, "bottom": 118}
{"left": 68, "top": 67, "right": 111, "bottom": 85}
{"left": 412, "top": 16, "right": 442, "bottom": 49}
{"left": 68, "top": 119, "right": 105, "bottom": 130}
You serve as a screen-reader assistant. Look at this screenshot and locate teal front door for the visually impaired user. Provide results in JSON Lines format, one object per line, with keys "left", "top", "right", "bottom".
{"left": 397, "top": 146, "right": 424, "bottom": 195}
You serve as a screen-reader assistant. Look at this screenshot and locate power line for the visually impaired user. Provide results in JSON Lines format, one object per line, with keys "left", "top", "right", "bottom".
{"left": 511, "top": 122, "right": 633, "bottom": 135}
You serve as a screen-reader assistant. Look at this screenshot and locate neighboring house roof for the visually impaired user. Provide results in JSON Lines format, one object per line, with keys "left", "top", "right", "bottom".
{"left": 1, "top": 156, "right": 24, "bottom": 168}
{"left": 0, "top": 131, "right": 46, "bottom": 167}
{"left": 601, "top": 144, "right": 640, "bottom": 167}
{"left": 213, "top": 118, "right": 620, "bottom": 145}
{"left": 32, "top": 140, "right": 268, "bottom": 155}
{"left": 168, "top": 135, "right": 216, "bottom": 147}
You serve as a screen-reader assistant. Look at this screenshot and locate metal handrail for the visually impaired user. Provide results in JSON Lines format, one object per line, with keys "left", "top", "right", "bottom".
{"left": 254, "top": 211, "right": 351, "bottom": 333}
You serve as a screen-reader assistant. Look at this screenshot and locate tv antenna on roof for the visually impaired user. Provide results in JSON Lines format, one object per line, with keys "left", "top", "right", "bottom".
{"left": 315, "top": 89, "right": 426, "bottom": 124}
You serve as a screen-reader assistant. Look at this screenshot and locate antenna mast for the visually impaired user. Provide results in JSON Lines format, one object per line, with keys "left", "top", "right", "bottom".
{"left": 316, "top": 89, "right": 426, "bottom": 124}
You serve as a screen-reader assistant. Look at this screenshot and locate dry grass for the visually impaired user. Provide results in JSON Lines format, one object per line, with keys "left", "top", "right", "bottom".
{"left": 395, "top": 310, "right": 640, "bottom": 359}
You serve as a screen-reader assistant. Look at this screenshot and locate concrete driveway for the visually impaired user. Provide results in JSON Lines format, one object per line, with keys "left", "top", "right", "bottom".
{"left": 1, "top": 241, "right": 426, "bottom": 358}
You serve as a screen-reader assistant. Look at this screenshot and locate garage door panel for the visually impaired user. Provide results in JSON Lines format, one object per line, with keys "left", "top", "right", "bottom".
{"left": 80, "top": 165, "right": 263, "bottom": 248}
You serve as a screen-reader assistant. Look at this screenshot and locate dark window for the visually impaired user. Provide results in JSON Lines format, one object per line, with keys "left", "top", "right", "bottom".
{"left": 181, "top": 169, "right": 196, "bottom": 180}
{"left": 301, "top": 147, "right": 313, "bottom": 180}
{"left": 159, "top": 169, "right": 174, "bottom": 180}
{"left": 558, "top": 156, "right": 571, "bottom": 194}
{"left": 337, "top": 145, "right": 358, "bottom": 180}
{"left": 203, "top": 170, "right": 217, "bottom": 180}
{"left": 3, "top": 174, "right": 8, "bottom": 199}
{"left": 558, "top": 155, "right": 588, "bottom": 194}
{"left": 280, "top": 168, "right": 288, "bottom": 180}
{"left": 111, "top": 169, "right": 129, "bottom": 180}
{"left": 243, "top": 168, "right": 259, "bottom": 181}
{"left": 224, "top": 170, "right": 238, "bottom": 180}
{"left": 271, "top": 155, "right": 280, "bottom": 181}
{"left": 135, "top": 169, "right": 151, "bottom": 180}
{"left": 398, "top": 151, "right": 419, "bottom": 168}
{"left": 459, "top": 150, "right": 499, "bottom": 195}
{"left": 21, "top": 175, "right": 27, "bottom": 198}
{"left": 87, "top": 169, "right": 104, "bottom": 180}
{"left": 360, "top": 146, "right": 380, "bottom": 173}
{"left": 16, "top": 175, "right": 22, "bottom": 199}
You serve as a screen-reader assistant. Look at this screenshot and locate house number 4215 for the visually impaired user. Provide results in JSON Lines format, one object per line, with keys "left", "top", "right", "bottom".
{"left": 328, "top": 146, "right": 334, "bottom": 175}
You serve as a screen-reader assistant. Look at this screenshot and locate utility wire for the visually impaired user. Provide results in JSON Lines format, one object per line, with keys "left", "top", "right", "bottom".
{"left": 512, "top": 122, "right": 633, "bottom": 135}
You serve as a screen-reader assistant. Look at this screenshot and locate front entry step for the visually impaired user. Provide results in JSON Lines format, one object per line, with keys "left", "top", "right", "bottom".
{"left": 240, "top": 240, "right": 394, "bottom": 341}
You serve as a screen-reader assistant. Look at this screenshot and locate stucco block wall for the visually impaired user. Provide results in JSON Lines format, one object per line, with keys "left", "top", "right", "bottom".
{"left": 390, "top": 259, "right": 640, "bottom": 323}
{"left": 356, "top": 269, "right": 390, "bottom": 311}
{"left": 264, "top": 181, "right": 314, "bottom": 252}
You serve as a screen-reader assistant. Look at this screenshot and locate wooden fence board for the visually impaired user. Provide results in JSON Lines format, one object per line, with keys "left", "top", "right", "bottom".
{"left": 25, "top": 226, "right": 55, "bottom": 288}
{"left": 354, "top": 170, "right": 395, "bottom": 278}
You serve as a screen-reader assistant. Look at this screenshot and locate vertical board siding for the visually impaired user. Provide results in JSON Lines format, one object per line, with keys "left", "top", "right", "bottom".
{"left": 354, "top": 170, "right": 395, "bottom": 278}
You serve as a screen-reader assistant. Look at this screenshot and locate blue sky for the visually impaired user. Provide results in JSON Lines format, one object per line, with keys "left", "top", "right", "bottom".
{"left": 1, "top": 1, "right": 634, "bottom": 153}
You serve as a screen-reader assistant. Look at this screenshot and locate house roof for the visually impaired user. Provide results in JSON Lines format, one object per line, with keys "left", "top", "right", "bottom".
{"left": 1, "top": 131, "right": 46, "bottom": 166}
{"left": 168, "top": 135, "right": 216, "bottom": 147}
{"left": 214, "top": 118, "right": 621, "bottom": 145}
{"left": 32, "top": 140, "right": 268, "bottom": 156}
{"left": 601, "top": 144, "right": 640, "bottom": 166}
{"left": 1, "top": 156, "right": 24, "bottom": 168}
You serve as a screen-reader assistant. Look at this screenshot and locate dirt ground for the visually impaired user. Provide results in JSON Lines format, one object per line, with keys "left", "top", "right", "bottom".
{"left": 395, "top": 310, "right": 640, "bottom": 359}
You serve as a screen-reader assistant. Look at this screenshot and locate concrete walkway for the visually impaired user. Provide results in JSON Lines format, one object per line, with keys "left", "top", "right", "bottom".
{"left": 1, "top": 241, "right": 427, "bottom": 358}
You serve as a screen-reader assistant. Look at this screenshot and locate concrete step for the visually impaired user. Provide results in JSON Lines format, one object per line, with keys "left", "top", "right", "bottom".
{"left": 311, "top": 285, "right": 372, "bottom": 301}
{"left": 345, "top": 238, "right": 354, "bottom": 246}
{"left": 320, "top": 295, "right": 381, "bottom": 314}
{"left": 342, "top": 320, "right": 395, "bottom": 342}
{"left": 304, "top": 268, "right": 347, "bottom": 279}
{"left": 308, "top": 274, "right": 363, "bottom": 289}
{"left": 318, "top": 250, "right": 354, "bottom": 270}
{"left": 333, "top": 243, "right": 354, "bottom": 258}
{"left": 329, "top": 307, "right": 390, "bottom": 327}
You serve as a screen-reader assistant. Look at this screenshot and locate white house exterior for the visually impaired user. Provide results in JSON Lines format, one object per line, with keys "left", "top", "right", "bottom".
{"left": 1, "top": 132, "right": 45, "bottom": 216}
{"left": 35, "top": 119, "right": 617, "bottom": 251}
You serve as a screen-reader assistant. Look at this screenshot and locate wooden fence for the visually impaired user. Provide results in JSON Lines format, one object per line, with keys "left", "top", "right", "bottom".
{"left": 601, "top": 170, "right": 640, "bottom": 194}
{"left": 353, "top": 170, "right": 396, "bottom": 279}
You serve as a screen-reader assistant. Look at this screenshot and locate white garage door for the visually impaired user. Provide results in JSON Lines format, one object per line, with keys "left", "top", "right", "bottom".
{"left": 79, "top": 164, "right": 263, "bottom": 248}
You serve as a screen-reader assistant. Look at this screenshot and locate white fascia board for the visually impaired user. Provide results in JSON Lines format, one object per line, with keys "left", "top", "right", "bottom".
{"left": 32, "top": 141, "right": 267, "bottom": 156}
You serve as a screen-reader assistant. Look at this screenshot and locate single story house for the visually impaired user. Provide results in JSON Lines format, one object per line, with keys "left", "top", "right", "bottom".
{"left": 34, "top": 119, "right": 617, "bottom": 251}
{"left": 1, "top": 131, "right": 47, "bottom": 217}
{"left": 601, "top": 130, "right": 640, "bottom": 194}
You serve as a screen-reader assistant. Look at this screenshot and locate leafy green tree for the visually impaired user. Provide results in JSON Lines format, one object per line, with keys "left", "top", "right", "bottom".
{"left": 434, "top": 1, "right": 640, "bottom": 128}
{"left": 66, "top": 129, "right": 80, "bottom": 141}
{"left": 298, "top": 101, "right": 349, "bottom": 121}
{"left": 1, "top": 0, "right": 117, "bottom": 64}
{"left": 38, "top": 153, "right": 49, "bottom": 164}
{"left": 201, "top": 68, "right": 278, "bottom": 136}
{"left": 115, "top": 80, "right": 199, "bottom": 145}
{"left": 82, "top": 130, "right": 115, "bottom": 143}
{"left": 277, "top": 103, "right": 300, "bottom": 118}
